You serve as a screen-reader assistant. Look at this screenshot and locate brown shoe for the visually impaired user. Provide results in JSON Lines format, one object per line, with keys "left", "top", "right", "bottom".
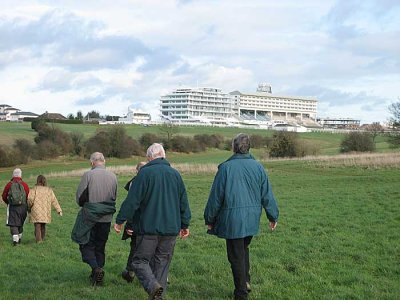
{"left": 148, "top": 283, "right": 163, "bottom": 300}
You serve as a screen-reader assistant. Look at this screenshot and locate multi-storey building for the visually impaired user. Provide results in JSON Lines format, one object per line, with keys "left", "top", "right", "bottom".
{"left": 160, "top": 87, "right": 233, "bottom": 125}
{"left": 230, "top": 83, "right": 318, "bottom": 126}
{"left": 160, "top": 84, "right": 319, "bottom": 127}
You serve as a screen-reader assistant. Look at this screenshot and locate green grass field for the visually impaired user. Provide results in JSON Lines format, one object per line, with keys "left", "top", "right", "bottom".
{"left": 0, "top": 153, "right": 399, "bottom": 299}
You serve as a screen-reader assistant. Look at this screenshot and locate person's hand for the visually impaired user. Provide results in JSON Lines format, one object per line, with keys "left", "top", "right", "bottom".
{"left": 207, "top": 224, "right": 213, "bottom": 230}
{"left": 179, "top": 228, "right": 190, "bottom": 239}
{"left": 269, "top": 221, "right": 277, "bottom": 231}
{"left": 58, "top": 211, "right": 63, "bottom": 217}
{"left": 126, "top": 229, "right": 134, "bottom": 236}
{"left": 114, "top": 223, "right": 123, "bottom": 234}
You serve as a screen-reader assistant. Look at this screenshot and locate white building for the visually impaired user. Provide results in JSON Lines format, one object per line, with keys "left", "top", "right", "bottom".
{"left": 230, "top": 83, "right": 319, "bottom": 127}
{"left": 160, "top": 84, "right": 319, "bottom": 128}
{"left": 118, "top": 107, "right": 151, "bottom": 124}
{"left": 317, "top": 117, "right": 360, "bottom": 129}
{"left": 160, "top": 87, "right": 234, "bottom": 125}
{"left": 9, "top": 111, "right": 39, "bottom": 121}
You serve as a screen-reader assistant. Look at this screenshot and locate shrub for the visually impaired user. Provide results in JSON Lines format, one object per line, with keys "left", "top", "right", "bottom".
{"left": 31, "top": 118, "right": 47, "bottom": 132}
{"left": 70, "top": 132, "right": 85, "bottom": 156}
{"left": 0, "top": 146, "right": 10, "bottom": 167}
{"left": 170, "top": 135, "right": 197, "bottom": 153}
{"left": 269, "top": 132, "right": 298, "bottom": 158}
{"left": 13, "top": 139, "right": 37, "bottom": 162}
{"left": 139, "top": 133, "right": 160, "bottom": 150}
{"left": 388, "top": 131, "right": 400, "bottom": 148}
{"left": 250, "top": 134, "right": 265, "bottom": 148}
{"left": 85, "top": 131, "right": 113, "bottom": 158}
{"left": 340, "top": 132, "right": 376, "bottom": 153}
{"left": 84, "top": 126, "right": 143, "bottom": 158}
{"left": 36, "top": 140, "right": 61, "bottom": 159}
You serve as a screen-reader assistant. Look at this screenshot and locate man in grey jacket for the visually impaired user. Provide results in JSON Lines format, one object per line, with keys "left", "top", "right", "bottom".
{"left": 75, "top": 152, "right": 118, "bottom": 286}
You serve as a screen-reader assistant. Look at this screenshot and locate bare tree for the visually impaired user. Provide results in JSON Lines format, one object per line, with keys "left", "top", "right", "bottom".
{"left": 388, "top": 99, "right": 400, "bottom": 128}
{"left": 159, "top": 123, "right": 180, "bottom": 142}
{"left": 388, "top": 99, "right": 400, "bottom": 148}
{"left": 364, "top": 122, "right": 384, "bottom": 143}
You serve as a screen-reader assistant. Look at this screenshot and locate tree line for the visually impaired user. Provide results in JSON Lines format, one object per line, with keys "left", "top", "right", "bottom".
{"left": 1, "top": 107, "right": 400, "bottom": 168}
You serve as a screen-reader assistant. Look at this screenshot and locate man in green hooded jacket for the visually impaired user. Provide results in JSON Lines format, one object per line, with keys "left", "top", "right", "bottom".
{"left": 114, "top": 143, "right": 191, "bottom": 300}
{"left": 204, "top": 133, "right": 279, "bottom": 300}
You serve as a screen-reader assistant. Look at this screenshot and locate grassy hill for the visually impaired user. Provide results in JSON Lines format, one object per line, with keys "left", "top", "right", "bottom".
{"left": 0, "top": 121, "right": 393, "bottom": 156}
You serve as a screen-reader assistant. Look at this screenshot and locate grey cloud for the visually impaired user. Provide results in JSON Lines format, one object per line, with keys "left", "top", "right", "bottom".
{"left": 35, "top": 69, "right": 103, "bottom": 93}
{"left": 75, "top": 95, "right": 107, "bottom": 106}
{"left": 138, "top": 48, "right": 181, "bottom": 72}
{"left": 286, "top": 85, "right": 389, "bottom": 108}
{"left": 0, "top": 10, "right": 163, "bottom": 71}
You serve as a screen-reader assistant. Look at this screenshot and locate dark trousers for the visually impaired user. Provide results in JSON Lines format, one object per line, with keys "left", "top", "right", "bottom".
{"left": 226, "top": 236, "right": 253, "bottom": 300}
{"left": 34, "top": 223, "right": 46, "bottom": 242}
{"left": 126, "top": 234, "right": 137, "bottom": 271}
{"left": 79, "top": 222, "right": 111, "bottom": 269}
{"left": 132, "top": 235, "right": 177, "bottom": 296}
{"left": 10, "top": 226, "right": 23, "bottom": 235}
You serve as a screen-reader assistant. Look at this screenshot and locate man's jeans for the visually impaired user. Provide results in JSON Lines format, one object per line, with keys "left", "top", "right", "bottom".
{"left": 132, "top": 235, "right": 177, "bottom": 296}
{"left": 226, "top": 236, "right": 253, "bottom": 300}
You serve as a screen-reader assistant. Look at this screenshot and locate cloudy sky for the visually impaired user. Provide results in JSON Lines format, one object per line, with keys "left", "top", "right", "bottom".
{"left": 0, "top": 0, "right": 399, "bottom": 123}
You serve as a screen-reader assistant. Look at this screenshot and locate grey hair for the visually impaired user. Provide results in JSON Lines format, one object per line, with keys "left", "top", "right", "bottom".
{"left": 12, "top": 168, "right": 22, "bottom": 177}
{"left": 146, "top": 143, "right": 166, "bottom": 159}
{"left": 232, "top": 133, "right": 251, "bottom": 154}
{"left": 90, "top": 152, "right": 105, "bottom": 164}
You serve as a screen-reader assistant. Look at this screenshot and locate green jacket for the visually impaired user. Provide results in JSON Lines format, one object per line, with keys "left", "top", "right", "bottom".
{"left": 116, "top": 158, "right": 191, "bottom": 236}
{"left": 71, "top": 201, "right": 116, "bottom": 244}
{"left": 204, "top": 153, "right": 279, "bottom": 239}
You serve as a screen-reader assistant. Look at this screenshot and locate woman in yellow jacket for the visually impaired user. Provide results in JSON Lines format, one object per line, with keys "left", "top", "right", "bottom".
{"left": 28, "top": 175, "right": 62, "bottom": 242}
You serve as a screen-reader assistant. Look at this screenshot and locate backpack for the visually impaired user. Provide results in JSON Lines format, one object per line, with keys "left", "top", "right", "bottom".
{"left": 8, "top": 182, "right": 27, "bottom": 206}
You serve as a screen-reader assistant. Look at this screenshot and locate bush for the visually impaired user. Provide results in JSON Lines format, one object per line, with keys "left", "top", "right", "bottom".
{"left": 268, "top": 132, "right": 318, "bottom": 158}
{"left": 0, "top": 146, "right": 11, "bottom": 167}
{"left": 139, "top": 133, "right": 160, "bottom": 150}
{"left": 170, "top": 135, "right": 199, "bottom": 153}
{"left": 250, "top": 134, "right": 265, "bottom": 149}
{"left": 340, "top": 132, "right": 376, "bottom": 153}
{"left": 84, "top": 126, "right": 143, "bottom": 158}
{"left": 36, "top": 140, "right": 62, "bottom": 159}
{"left": 31, "top": 118, "right": 47, "bottom": 132}
{"left": 388, "top": 131, "right": 400, "bottom": 148}
{"left": 13, "top": 139, "right": 37, "bottom": 162}
{"left": 269, "top": 132, "right": 298, "bottom": 158}
{"left": 70, "top": 132, "right": 85, "bottom": 156}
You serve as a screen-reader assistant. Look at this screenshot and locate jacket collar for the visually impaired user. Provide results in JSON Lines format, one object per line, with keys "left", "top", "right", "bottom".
{"left": 142, "top": 157, "right": 170, "bottom": 169}
{"left": 226, "top": 153, "right": 255, "bottom": 162}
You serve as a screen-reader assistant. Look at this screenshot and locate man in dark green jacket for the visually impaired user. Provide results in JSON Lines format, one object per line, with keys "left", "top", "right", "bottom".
{"left": 204, "top": 133, "right": 279, "bottom": 300}
{"left": 114, "top": 143, "right": 191, "bottom": 300}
